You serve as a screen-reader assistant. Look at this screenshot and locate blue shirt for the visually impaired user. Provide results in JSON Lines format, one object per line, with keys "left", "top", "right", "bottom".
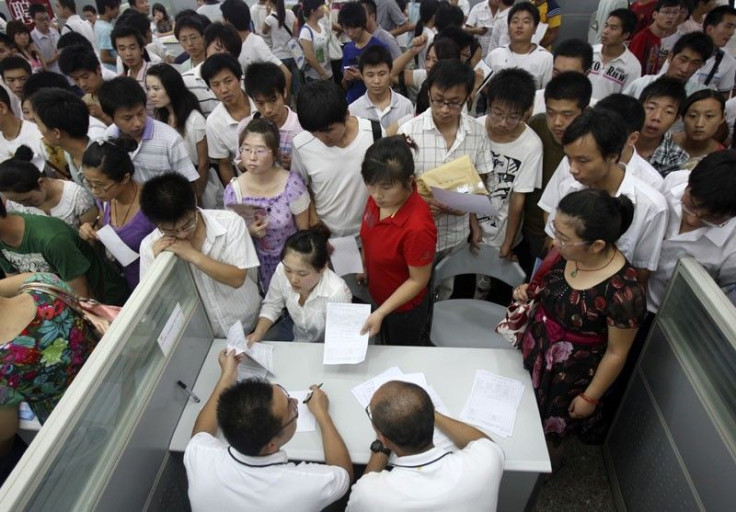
{"left": 342, "top": 36, "right": 387, "bottom": 104}
{"left": 95, "top": 19, "right": 117, "bottom": 72}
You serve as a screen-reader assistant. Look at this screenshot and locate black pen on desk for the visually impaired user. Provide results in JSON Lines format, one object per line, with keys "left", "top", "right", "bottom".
{"left": 303, "top": 383, "right": 323, "bottom": 404}
{"left": 177, "top": 380, "right": 201, "bottom": 403}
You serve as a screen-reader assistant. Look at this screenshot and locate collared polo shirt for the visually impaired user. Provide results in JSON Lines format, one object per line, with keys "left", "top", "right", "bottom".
{"left": 105, "top": 117, "right": 199, "bottom": 183}
{"left": 346, "top": 439, "right": 505, "bottom": 512}
{"left": 31, "top": 27, "right": 61, "bottom": 73}
{"left": 140, "top": 209, "right": 261, "bottom": 336}
{"left": 206, "top": 98, "right": 252, "bottom": 163}
{"left": 590, "top": 44, "right": 642, "bottom": 99}
{"left": 185, "top": 432, "right": 350, "bottom": 512}
{"left": 182, "top": 63, "right": 219, "bottom": 117}
{"left": 360, "top": 188, "right": 437, "bottom": 311}
{"left": 647, "top": 171, "right": 736, "bottom": 312}
{"left": 349, "top": 89, "right": 414, "bottom": 129}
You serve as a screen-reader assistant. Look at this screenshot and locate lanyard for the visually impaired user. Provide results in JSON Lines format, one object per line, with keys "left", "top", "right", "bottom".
{"left": 391, "top": 451, "right": 454, "bottom": 469}
{"left": 228, "top": 447, "right": 290, "bottom": 468}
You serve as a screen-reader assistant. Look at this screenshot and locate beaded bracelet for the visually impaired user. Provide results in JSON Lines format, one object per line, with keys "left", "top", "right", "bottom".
{"left": 579, "top": 393, "right": 600, "bottom": 405}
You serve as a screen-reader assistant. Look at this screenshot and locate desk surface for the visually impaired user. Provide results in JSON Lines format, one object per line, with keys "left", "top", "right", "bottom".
{"left": 170, "top": 341, "right": 551, "bottom": 473}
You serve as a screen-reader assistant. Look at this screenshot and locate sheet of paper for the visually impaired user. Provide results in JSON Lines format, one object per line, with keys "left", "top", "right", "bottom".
{"left": 329, "top": 236, "right": 364, "bottom": 276}
{"left": 227, "top": 320, "right": 248, "bottom": 354}
{"left": 351, "top": 366, "right": 403, "bottom": 407}
{"left": 227, "top": 321, "right": 275, "bottom": 373}
{"left": 237, "top": 357, "right": 269, "bottom": 381}
{"left": 96, "top": 224, "right": 139, "bottom": 266}
{"left": 474, "top": 59, "right": 492, "bottom": 80}
{"left": 430, "top": 187, "right": 498, "bottom": 217}
{"left": 372, "top": 371, "right": 428, "bottom": 392}
{"left": 460, "top": 370, "right": 524, "bottom": 438}
{"left": 157, "top": 302, "right": 184, "bottom": 357}
{"left": 323, "top": 303, "right": 371, "bottom": 365}
{"left": 290, "top": 390, "right": 317, "bottom": 432}
{"left": 532, "top": 22, "right": 548, "bottom": 45}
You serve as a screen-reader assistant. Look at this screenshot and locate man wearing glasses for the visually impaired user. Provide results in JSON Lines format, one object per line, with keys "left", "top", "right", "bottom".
{"left": 139, "top": 173, "right": 261, "bottom": 337}
{"left": 347, "top": 380, "right": 504, "bottom": 511}
{"left": 184, "top": 350, "right": 353, "bottom": 512}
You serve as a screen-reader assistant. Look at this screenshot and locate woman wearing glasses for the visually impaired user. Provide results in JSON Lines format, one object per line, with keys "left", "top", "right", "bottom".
{"left": 514, "top": 188, "right": 645, "bottom": 469}
{"left": 224, "top": 119, "right": 310, "bottom": 292}
{"left": 79, "top": 138, "right": 155, "bottom": 291}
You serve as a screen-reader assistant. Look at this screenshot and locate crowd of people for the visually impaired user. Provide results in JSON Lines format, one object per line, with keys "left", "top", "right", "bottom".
{"left": 1, "top": 0, "right": 736, "bottom": 509}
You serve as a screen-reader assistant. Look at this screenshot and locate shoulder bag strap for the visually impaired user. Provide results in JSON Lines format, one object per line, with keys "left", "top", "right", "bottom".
{"left": 704, "top": 49, "right": 724, "bottom": 86}
{"left": 370, "top": 120, "right": 382, "bottom": 142}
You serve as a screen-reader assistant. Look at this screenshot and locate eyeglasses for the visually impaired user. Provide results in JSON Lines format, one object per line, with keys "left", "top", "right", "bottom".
{"left": 488, "top": 109, "right": 523, "bottom": 127}
{"left": 680, "top": 196, "right": 731, "bottom": 228}
{"left": 158, "top": 213, "right": 198, "bottom": 237}
{"left": 83, "top": 177, "right": 118, "bottom": 193}
{"left": 178, "top": 35, "right": 202, "bottom": 44}
{"left": 275, "top": 385, "right": 299, "bottom": 434}
{"left": 547, "top": 218, "right": 591, "bottom": 249}
{"left": 429, "top": 95, "right": 466, "bottom": 111}
{"left": 365, "top": 403, "right": 375, "bottom": 423}
{"left": 240, "top": 145, "right": 272, "bottom": 157}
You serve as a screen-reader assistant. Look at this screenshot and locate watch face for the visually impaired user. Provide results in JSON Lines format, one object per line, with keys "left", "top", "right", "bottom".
{"left": 370, "top": 440, "right": 383, "bottom": 453}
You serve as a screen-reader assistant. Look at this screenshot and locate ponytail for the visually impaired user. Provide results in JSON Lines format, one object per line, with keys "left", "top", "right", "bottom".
{"left": 0, "top": 146, "right": 43, "bottom": 193}
{"left": 557, "top": 189, "right": 634, "bottom": 246}
{"left": 276, "top": 0, "right": 286, "bottom": 27}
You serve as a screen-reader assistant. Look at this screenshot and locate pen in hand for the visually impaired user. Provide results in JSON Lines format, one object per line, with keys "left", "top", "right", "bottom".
{"left": 303, "top": 383, "right": 323, "bottom": 404}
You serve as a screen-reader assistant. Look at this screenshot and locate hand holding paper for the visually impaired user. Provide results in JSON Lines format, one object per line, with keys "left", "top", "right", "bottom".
{"left": 96, "top": 224, "right": 139, "bottom": 266}
{"left": 228, "top": 321, "right": 275, "bottom": 374}
{"left": 323, "top": 303, "right": 371, "bottom": 365}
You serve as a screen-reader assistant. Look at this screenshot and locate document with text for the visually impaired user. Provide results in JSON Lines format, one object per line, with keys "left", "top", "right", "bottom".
{"left": 460, "top": 370, "right": 524, "bottom": 438}
{"left": 323, "top": 303, "right": 371, "bottom": 364}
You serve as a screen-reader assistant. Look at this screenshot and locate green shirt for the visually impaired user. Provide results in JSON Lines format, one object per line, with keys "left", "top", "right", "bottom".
{"left": 0, "top": 214, "right": 129, "bottom": 305}
{"left": 524, "top": 114, "right": 566, "bottom": 237}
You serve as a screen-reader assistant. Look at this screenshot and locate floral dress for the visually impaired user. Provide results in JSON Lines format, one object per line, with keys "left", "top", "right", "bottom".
{"left": 0, "top": 273, "right": 100, "bottom": 424}
{"left": 521, "top": 259, "right": 646, "bottom": 444}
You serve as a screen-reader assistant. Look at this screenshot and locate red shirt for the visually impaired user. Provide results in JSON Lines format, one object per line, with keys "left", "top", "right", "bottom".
{"left": 629, "top": 27, "right": 664, "bottom": 75}
{"left": 631, "top": 1, "right": 657, "bottom": 36}
{"left": 360, "top": 188, "right": 437, "bottom": 312}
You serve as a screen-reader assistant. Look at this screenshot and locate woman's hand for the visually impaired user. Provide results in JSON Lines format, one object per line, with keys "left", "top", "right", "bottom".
{"left": 512, "top": 284, "right": 530, "bottom": 303}
{"left": 246, "top": 331, "right": 263, "bottom": 347}
{"left": 249, "top": 217, "right": 269, "bottom": 239}
{"left": 356, "top": 273, "right": 368, "bottom": 286}
{"left": 568, "top": 395, "right": 597, "bottom": 419}
{"left": 360, "top": 310, "right": 385, "bottom": 337}
{"left": 79, "top": 222, "right": 99, "bottom": 243}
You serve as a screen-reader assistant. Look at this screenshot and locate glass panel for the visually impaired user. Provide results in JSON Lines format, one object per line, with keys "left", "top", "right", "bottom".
{"left": 24, "top": 258, "right": 200, "bottom": 511}
{"left": 657, "top": 261, "right": 736, "bottom": 453}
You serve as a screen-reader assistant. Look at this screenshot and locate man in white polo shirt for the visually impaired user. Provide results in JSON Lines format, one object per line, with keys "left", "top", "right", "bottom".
{"left": 184, "top": 350, "right": 352, "bottom": 512}
{"left": 539, "top": 108, "right": 668, "bottom": 283}
{"left": 590, "top": 8, "right": 641, "bottom": 100}
{"left": 347, "top": 380, "right": 504, "bottom": 511}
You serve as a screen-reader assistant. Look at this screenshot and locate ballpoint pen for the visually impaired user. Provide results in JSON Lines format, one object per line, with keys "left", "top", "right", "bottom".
{"left": 177, "top": 380, "right": 201, "bottom": 403}
{"left": 303, "top": 383, "right": 323, "bottom": 403}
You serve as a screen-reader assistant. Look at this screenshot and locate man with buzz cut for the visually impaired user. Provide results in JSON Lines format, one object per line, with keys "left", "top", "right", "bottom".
{"left": 346, "top": 380, "right": 504, "bottom": 511}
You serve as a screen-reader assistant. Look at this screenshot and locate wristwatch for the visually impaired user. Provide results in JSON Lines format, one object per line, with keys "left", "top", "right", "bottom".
{"left": 370, "top": 440, "right": 391, "bottom": 456}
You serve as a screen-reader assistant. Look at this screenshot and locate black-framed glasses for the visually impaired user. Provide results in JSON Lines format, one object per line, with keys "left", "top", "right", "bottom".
{"left": 429, "top": 95, "right": 467, "bottom": 111}
{"left": 275, "top": 384, "right": 299, "bottom": 434}
{"left": 84, "top": 178, "right": 118, "bottom": 193}
{"left": 365, "top": 403, "right": 374, "bottom": 423}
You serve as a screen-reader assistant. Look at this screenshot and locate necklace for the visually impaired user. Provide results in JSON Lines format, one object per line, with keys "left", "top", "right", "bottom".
{"left": 113, "top": 182, "right": 138, "bottom": 227}
{"left": 570, "top": 249, "right": 617, "bottom": 278}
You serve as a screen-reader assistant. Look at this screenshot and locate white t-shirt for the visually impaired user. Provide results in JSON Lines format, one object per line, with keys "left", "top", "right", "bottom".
{"left": 299, "top": 23, "right": 332, "bottom": 80}
{"left": 50, "top": 180, "right": 96, "bottom": 228}
{"left": 623, "top": 73, "right": 706, "bottom": 100}
{"left": 239, "top": 33, "right": 283, "bottom": 75}
{"left": 183, "top": 111, "right": 207, "bottom": 165}
{"left": 346, "top": 439, "right": 505, "bottom": 512}
{"left": 292, "top": 117, "right": 381, "bottom": 237}
{"left": 61, "top": 14, "right": 97, "bottom": 49}
{"left": 474, "top": 121, "right": 543, "bottom": 248}
{"left": 589, "top": 44, "right": 642, "bottom": 100}
{"left": 265, "top": 10, "right": 298, "bottom": 60}
{"left": 486, "top": 44, "right": 553, "bottom": 89}
{"left": 647, "top": 170, "right": 736, "bottom": 313}
{"left": 0, "top": 120, "right": 47, "bottom": 171}
{"left": 490, "top": 8, "right": 511, "bottom": 51}
{"left": 251, "top": 3, "right": 269, "bottom": 36}
{"left": 539, "top": 169, "right": 669, "bottom": 271}
{"left": 196, "top": 3, "right": 224, "bottom": 23}
{"left": 185, "top": 432, "right": 350, "bottom": 512}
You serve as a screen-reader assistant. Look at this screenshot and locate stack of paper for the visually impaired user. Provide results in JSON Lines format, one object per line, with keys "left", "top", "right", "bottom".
{"left": 351, "top": 368, "right": 454, "bottom": 449}
{"left": 323, "top": 303, "right": 371, "bottom": 365}
{"left": 227, "top": 321, "right": 275, "bottom": 380}
{"left": 460, "top": 370, "right": 524, "bottom": 438}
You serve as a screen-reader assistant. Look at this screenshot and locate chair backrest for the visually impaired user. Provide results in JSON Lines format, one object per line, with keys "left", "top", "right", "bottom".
{"left": 433, "top": 244, "right": 527, "bottom": 288}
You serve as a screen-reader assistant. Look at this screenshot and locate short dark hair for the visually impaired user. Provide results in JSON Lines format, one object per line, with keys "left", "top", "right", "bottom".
{"left": 296, "top": 80, "right": 348, "bottom": 132}
{"left": 483, "top": 67, "right": 537, "bottom": 114}
{"left": 28, "top": 4, "right": 49, "bottom": 18}
{"left": 358, "top": 44, "right": 393, "bottom": 72}
{"left": 671, "top": 31, "right": 713, "bottom": 62}
{"left": 654, "top": 0, "right": 683, "bottom": 12}
{"left": 595, "top": 94, "right": 646, "bottom": 136}
{"left": 111, "top": 24, "right": 146, "bottom": 49}
{"left": 58, "top": 0, "right": 78, "bottom": 13}
{"left": 562, "top": 108, "right": 627, "bottom": 161}
{"left": 82, "top": 137, "right": 138, "bottom": 181}
{"left": 83, "top": 4, "right": 97, "bottom": 14}
{"left": 508, "top": 1, "right": 540, "bottom": 27}
{"left": 59, "top": 45, "right": 100, "bottom": 74}
{"left": 554, "top": 38, "right": 593, "bottom": 72}
{"left": 217, "top": 379, "right": 282, "bottom": 456}
{"left": 0, "top": 56, "right": 32, "bottom": 80}
{"left": 339, "top": 2, "right": 367, "bottom": 29}
{"left": 220, "top": 0, "right": 251, "bottom": 31}
{"left": 204, "top": 22, "right": 242, "bottom": 58}
{"left": 0, "top": 146, "right": 42, "bottom": 193}
{"left": 607, "top": 8, "right": 637, "bottom": 38}
{"left": 436, "top": 25, "right": 474, "bottom": 54}
{"left": 140, "top": 172, "right": 197, "bottom": 224}
{"left": 302, "top": 0, "right": 324, "bottom": 18}
{"left": 434, "top": 3, "right": 464, "bottom": 31}
{"left": 98, "top": 76, "right": 147, "bottom": 118}
{"left": 174, "top": 14, "right": 207, "bottom": 39}
{"left": 95, "top": 0, "right": 121, "bottom": 15}
{"left": 370, "top": 382, "right": 435, "bottom": 452}
{"left": 32, "top": 89, "right": 90, "bottom": 138}
{"left": 58, "top": 32, "right": 94, "bottom": 51}
{"left": 425, "top": 60, "right": 475, "bottom": 97}
{"left": 245, "top": 62, "right": 286, "bottom": 99}
{"left": 681, "top": 88, "right": 726, "bottom": 116}
{"left": 688, "top": 150, "right": 736, "bottom": 217}
{"left": 200, "top": 53, "right": 243, "bottom": 88}
{"left": 362, "top": 135, "right": 418, "bottom": 187}
{"left": 704, "top": 5, "right": 736, "bottom": 31}
{"left": 117, "top": 8, "right": 153, "bottom": 38}
{"left": 544, "top": 71, "right": 592, "bottom": 111}
{"left": 638, "top": 76, "right": 687, "bottom": 113}
{"left": 23, "top": 72, "right": 72, "bottom": 99}
{"left": 282, "top": 225, "right": 332, "bottom": 270}
{"left": 557, "top": 189, "right": 635, "bottom": 246}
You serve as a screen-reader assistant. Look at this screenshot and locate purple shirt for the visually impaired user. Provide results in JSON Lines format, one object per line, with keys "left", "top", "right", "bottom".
{"left": 101, "top": 201, "right": 156, "bottom": 290}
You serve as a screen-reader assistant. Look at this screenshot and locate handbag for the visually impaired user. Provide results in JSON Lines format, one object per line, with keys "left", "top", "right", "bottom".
{"left": 18, "top": 281, "right": 121, "bottom": 337}
{"left": 275, "top": 14, "right": 308, "bottom": 70}
{"left": 495, "top": 248, "right": 562, "bottom": 347}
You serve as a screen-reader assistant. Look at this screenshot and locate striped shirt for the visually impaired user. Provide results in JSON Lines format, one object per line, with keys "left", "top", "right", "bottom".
{"left": 182, "top": 63, "right": 219, "bottom": 117}
{"left": 106, "top": 117, "right": 199, "bottom": 183}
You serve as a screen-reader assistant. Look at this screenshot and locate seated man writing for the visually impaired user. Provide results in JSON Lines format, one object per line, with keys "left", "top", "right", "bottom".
{"left": 184, "top": 350, "right": 353, "bottom": 511}
{"left": 347, "top": 381, "right": 505, "bottom": 511}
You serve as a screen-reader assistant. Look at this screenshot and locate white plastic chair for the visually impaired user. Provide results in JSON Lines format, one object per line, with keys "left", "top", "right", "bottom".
{"left": 430, "top": 244, "right": 526, "bottom": 349}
